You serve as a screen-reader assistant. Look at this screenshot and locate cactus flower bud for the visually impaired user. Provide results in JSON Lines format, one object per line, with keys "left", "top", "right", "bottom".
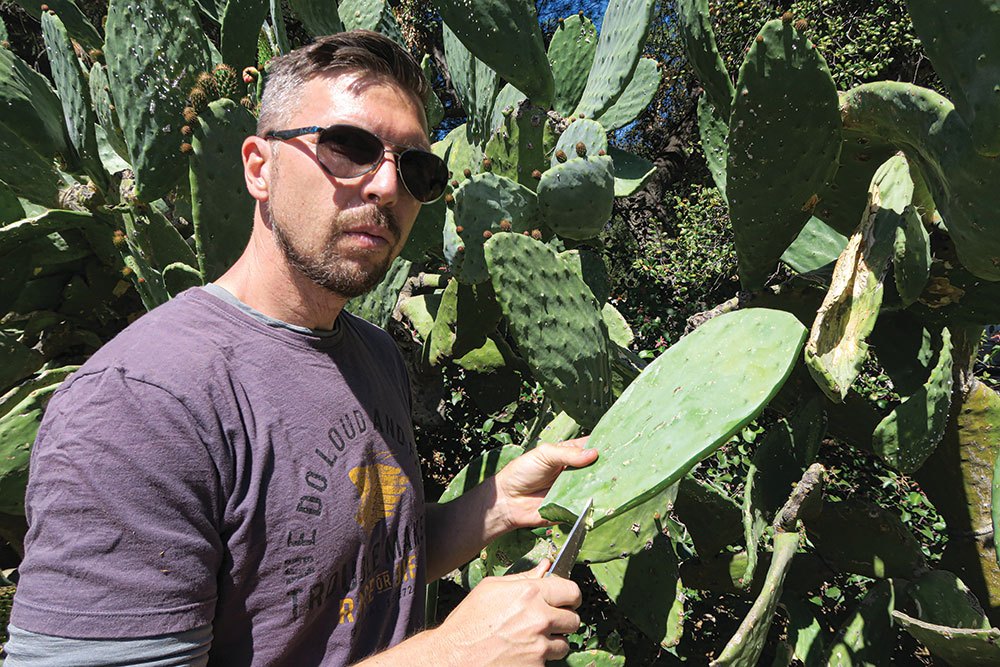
{"left": 531, "top": 229, "right": 542, "bottom": 240}
{"left": 121, "top": 266, "right": 134, "bottom": 277}
{"left": 240, "top": 96, "right": 253, "bottom": 110}
{"left": 794, "top": 18, "right": 808, "bottom": 30}
{"left": 180, "top": 142, "right": 194, "bottom": 155}
{"left": 40, "top": 4, "right": 49, "bottom": 11}
{"left": 483, "top": 230, "right": 492, "bottom": 239}
{"left": 499, "top": 220, "right": 512, "bottom": 232}
{"left": 575, "top": 141, "right": 587, "bottom": 157}
{"left": 781, "top": 11, "right": 794, "bottom": 23}
{"left": 531, "top": 169, "right": 542, "bottom": 179}
{"left": 112, "top": 230, "right": 127, "bottom": 248}
{"left": 450, "top": 180, "right": 458, "bottom": 188}
{"left": 457, "top": 245, "right": 465, "bottom": 252}
{"left": 183, "top": 106, "right": 198, "bottom": 124}
{"left": 181, "top": 125, "right": 194, "bottom": 137}
{"left": 444, "top": 194, "right": 454, "bottom": 205}
{"left": 242, "top": 67, "right": 259, "bottom": 84}
{"left": 481, "top": 158, "right": 492, "bottom": 171}
{"left": 463, "top": 168, "right": 472, "bottom": 178}
{"left": 455, "top": 225, "right": 464, "bottom": 234}
{"left": 555, "top": 149, "right": 567, "bottom": 163}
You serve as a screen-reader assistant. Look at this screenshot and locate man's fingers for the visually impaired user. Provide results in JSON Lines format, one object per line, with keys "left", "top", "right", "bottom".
{"left": 548, "top": 608, "right": 582, "bottom": 636}
{"left": 539, "top": 576, "right": 584, "bottom": 610}
{"left": 534, "top": 440, "right": 598, "bottom": 469}
{"left": 543, "top": 635, "right": 572, "bottom": 661}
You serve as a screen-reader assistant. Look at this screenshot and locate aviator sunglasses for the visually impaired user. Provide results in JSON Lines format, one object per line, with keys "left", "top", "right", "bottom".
{"left": 265, "top": 124, "right": 449, "bottom": 203}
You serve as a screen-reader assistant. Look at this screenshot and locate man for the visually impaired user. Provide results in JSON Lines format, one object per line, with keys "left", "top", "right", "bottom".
{"left": 5, "top": 30, "right": 596, "bottom": 666}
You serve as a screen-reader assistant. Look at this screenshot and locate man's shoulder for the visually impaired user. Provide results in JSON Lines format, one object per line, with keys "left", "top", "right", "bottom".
{"left": 70, "top": 288, "right": 239, "bottom": 389}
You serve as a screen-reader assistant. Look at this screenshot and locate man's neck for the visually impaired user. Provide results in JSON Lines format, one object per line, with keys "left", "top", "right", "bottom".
{"left": 215, "top": 221, "right": 348, "bottom": 331}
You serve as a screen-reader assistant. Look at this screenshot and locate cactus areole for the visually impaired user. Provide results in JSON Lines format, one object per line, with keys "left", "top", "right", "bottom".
{"left": 540, "top": 308, "right": 807, "bottom": 527}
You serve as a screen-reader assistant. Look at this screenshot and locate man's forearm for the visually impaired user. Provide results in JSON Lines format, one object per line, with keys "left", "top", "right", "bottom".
{"left": 424, "top": 476, "right": 510, "bottom": 581}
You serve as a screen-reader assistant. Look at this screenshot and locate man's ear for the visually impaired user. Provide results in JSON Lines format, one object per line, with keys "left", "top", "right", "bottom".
{"left": 243, "top": 135, "right": 271, "bottom": 202}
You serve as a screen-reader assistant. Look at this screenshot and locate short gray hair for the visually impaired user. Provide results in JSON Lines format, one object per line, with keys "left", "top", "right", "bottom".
{"left": 256, "top": 30, "right": 430, "bottom": 137}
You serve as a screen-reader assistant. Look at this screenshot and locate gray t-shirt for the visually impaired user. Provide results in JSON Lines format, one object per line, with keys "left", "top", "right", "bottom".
{"left": 11, "top": 287, "right": 426, "bottom": 665}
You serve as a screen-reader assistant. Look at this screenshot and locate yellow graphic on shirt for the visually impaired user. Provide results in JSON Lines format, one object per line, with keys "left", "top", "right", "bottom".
{"left": 349, "top": 451, "right": 407, "bottom": 533}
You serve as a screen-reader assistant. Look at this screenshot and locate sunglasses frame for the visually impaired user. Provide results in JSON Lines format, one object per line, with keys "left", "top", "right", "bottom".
{"left": 264, "top": 124, "right": 447, "bottom": 203}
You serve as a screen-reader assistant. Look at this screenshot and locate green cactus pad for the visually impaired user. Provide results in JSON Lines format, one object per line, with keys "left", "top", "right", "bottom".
{"left": 550, "top": 650, "right": 626, "bottom": 667}
{"left": 825, "top": 580, "right": 897, "bottom": 666}
{"left": 399, "top": 292, "right": 440, "bottom": 341}
{"left": 441, "top": 123, "right": 482, "bottom": 184}
{"left": 869, "top": 311, "right": 939, "bottom": 397}
{"left": 811, "top": 128, "right": 898, "bottom": 238}
{"left": 602, "top": 303, "right": 633, "bottom": 348}
{"left": 803, "top": 498, "right": 927, "bottom": 579}
{"left": 573, "top": 0, "right": 656, "bottom": 121}
{"left": 442, "top": 24, "right": 499, "bottom": 144}
{"left": 536, "top": 411, "right": 582, "bottom": 447}
{"left": 741, "top": 421, "right": 803, "bottom": 589}
{"left": 106, "top": 0, "right": 213, "bottom": 202}
{"left": 419, "top": 55, "right": 444, "bottom": 130}
{"left": 674, "top": 475, "right": 744, "bottom": 557}
{"left": 484, "top": 100, "right": 547, "bottom": 189}
{"left": 872, "top": 327, "right": 953, "bottom": 474}
{"left": 487, "top": 84, "right": 528, "bottom": 139}
{"left": 484, "top": 233, "right": 613, "bottom": 428}
{"left": 0, "top": 43, "right": 67, "bottom": 162}
{"left": 288, "top": 0, "right": 345, "bottom": 37}
{"left": 710, "top": 530, "right": 799, "bottom": 667}
{"left": 432, "top": 0, "right": 553, "bottom": 108}
{"left": 136, "top": 204, "right": 198, "bottom": 273}
{"left": 589, "top": 533, "right": 684, "bottom": 648}
{"left": 599, "top": 57, "right": 660, "bottom": 132}
{"left": 727, "top": 20, "right": 841, "bottom": 291}
{"left": 540, "top": 308, "right": 806, "bottom": 527}
{"left": 551, "top": 481, "right": 677, "bottom": 564}
{"left": 893, "top": 610, "right": 1000, "bottom": 667}
{"left": 537, "top": 155, "right": 614, "bottom": 240}
{"left": 780, "top": 217, "right": 848, "bottom": 275}
{"left": 906, "top": 0, "right": 1000, "bottom": 156}
{"left": 162, "top": 261, "right": 203, "bottom": 297}
{"left": 911, "top": 261, "right": 1000, "bottom": 326}
{"left": 804, "top": 156, "right": 910, "bottom": 402}
{"left": 426, "top": 278, "right": 459, "bottom": 365}
{"left": 89, "top": 64, "right": 130, "bottom": 166}
{"left": 558, "top": 247, "right": 611, "bottom": 305}
{"left": 607, "top": 146, "right": 655, "bottom": 197}
{"left": 189, "top": 98, "right": 256, "bottom": 282}
{"left": 446, "top": 173, "right": 538, "bottom": 284}
{"left": 12, "top": 1, "right": 101, "bottom": 49}
{"left": 439, "top": 445, "right": 523, "bottom": 503}
{"left": 453, "top": 334, "right": 512, "bottom": 374}
{"left": 907, "top": 570, "right": 991, "bottom": 630}
{"left": 344, "top": 257, "right": 411, "bottom": 329}
{"left": 677, "top": 0, "right": 734, "bottom": 118}
{"left": 0, "top": 209, "right": 103, "bottom": 249}
{"left": 41, "top": 11, "right": 106, "bottom": 189}
{"left": 220, "top": 0, "right": 270, "bottom": 70}
{"left": 547, "top": 13, "right": 598, "bottom": 117}
{"left": 552, "top": 118, "right": 607, "bottom": 167}
{"left": 400, "top": 193, "right": 446, "bottom": 262}
{"left": 0, "top": 367, "right": 77, "bottom": 514}
{"left": 0, "top": 331, "right": 42, "bottom": 392}
{"left": 697, "top": 93, "right": 729, "bottom": 202}
{"left": 841, "top": 82, "right": 1000, "bottom": 282}
{"left": 893, "top": 204, "right": 931, "bottom": 307}
{"left": 781, "top": 597, "right": 825, "bottom": 666}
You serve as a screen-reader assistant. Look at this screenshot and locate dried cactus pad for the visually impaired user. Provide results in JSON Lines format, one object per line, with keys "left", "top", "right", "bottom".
{"left": 540, "top": 308, "right": 807, "bottom": 526}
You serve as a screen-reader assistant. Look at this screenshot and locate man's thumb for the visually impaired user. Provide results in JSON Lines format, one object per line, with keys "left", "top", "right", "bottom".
{"left": 508, "top": 559, "right": 550, "bottom": 580}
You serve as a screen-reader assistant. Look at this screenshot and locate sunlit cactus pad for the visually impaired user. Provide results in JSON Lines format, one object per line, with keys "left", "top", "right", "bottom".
{"left": 540, "top": 308, "right": 807, "bottom": 526}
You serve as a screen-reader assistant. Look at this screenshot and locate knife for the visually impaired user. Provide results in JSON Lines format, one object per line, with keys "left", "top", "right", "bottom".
{"left": 545, "top": 497, "right": 593, "bottom": 578}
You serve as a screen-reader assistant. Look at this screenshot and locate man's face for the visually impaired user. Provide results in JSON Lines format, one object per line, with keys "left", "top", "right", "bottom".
{"left": 264, "top": 72, "right": 427, "bottom": 298}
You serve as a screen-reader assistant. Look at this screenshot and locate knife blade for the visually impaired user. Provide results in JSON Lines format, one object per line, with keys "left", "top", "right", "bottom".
{"left": 545, "top": 497, "right": 593, "bottom": 578}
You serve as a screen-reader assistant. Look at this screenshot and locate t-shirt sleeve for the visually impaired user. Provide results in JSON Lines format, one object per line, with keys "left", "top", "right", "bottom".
{"left": 11, "top": 367, "right": 228, "bottom": 639}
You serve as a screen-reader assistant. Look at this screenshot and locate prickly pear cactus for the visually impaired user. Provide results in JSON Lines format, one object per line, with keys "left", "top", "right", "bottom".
{"left": 539, "top": 308, "right": 806, "bottom": 526}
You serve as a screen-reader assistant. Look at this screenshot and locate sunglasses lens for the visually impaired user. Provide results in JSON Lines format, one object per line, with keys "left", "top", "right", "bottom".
{"left": 316, "top": 125, "right": 383, "bottom": 177}
{"left": 399, "top": 150, "right": 449, "bottom": 203}
{"left": 315, "top": 125, "right": 448, "bottom": 203}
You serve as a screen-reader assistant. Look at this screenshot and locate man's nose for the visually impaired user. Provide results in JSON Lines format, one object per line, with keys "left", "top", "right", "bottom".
{"left": 361, "top": 150, "right": 403, "bottom": 206}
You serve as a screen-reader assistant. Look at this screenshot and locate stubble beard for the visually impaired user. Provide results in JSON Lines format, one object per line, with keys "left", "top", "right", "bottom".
{"left": 268, "top": 167, "right": 402, "bottom": 299}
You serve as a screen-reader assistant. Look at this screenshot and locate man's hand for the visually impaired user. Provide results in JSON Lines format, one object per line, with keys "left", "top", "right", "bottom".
{"left": 432, "top": 559, "right": 582, "bottom": 665}
{"left": 493, "top": 438, "right": 597, "bottom": 533}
